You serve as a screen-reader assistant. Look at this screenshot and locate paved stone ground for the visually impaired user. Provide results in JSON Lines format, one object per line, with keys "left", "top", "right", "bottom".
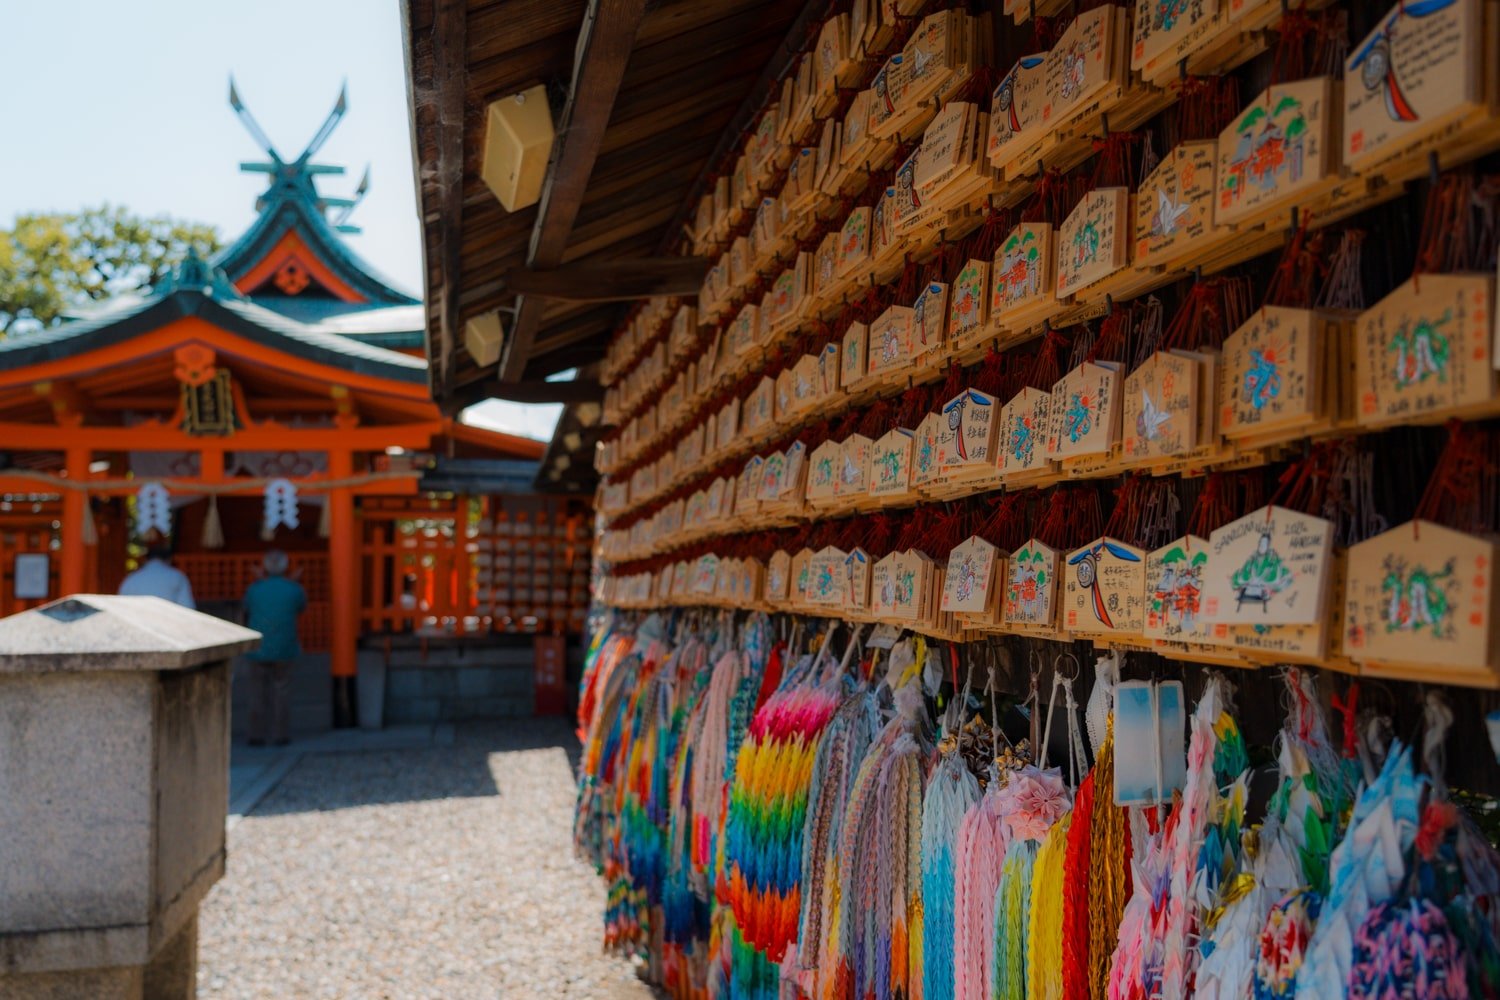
{"left": 198, "top": 718, "right": 659, "bottom": 999}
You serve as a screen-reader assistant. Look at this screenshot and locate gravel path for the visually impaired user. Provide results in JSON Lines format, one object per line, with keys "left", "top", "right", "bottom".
{"left": 198, "top": 718, "right": 659, "bottom": 999}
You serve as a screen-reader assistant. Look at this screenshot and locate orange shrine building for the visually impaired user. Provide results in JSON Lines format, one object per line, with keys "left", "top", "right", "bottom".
{"left": 0, "top": 94, "right": 591, "bottom": 726}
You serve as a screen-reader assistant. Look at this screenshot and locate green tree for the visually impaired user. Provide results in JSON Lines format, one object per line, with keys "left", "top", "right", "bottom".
{"left": 0, "top": 205, "right": 221, "bottom": 336}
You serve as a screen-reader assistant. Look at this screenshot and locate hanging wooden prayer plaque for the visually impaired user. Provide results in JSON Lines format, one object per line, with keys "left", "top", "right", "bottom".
{"left": 808, "top": 546, "right": 848, "bottom": 606}
{"left": 1047, "top": 362, "right": 1122, "bottom": 460}
{"left": 693, "top": 553, "right": 721, "bottom": 597}
{"left": 1122, "top": 351, "right": 1200, "bottom": 462}
{"left": 766, "top": 550, "right": 792, "bottom": 603}
{"left": 758, "top": 448, "right": 787, "bottom": 505}
{"left": 1003, "top": 538, "right": 1059, "bottom": 630}
{"left": 882, "top": 550, "right": 929, "bottom": 622}
{"left": 1044, "top": 7, "right": 1126, "bottom": 135}
{"left": 999, "top": 386, "right": 1055, "bottom": 482}
{"left": 1220, "top": 306, "right": 1322, "bottom": 442}
{"left": 1344, "top": 0, "right": 1485, "bottom": 174}
{"left": 948, "top": 258, "right": 991, "bottom": 346}
{"left": 938, "top": 389, "right": 1002, "bottom": 478}
{"left": 837, "top": 206, "right": 873, "bottom": 280}
{"left": 1056, "top": 188, "right": 1131, "bottom": 300}
{"left": 1215, "top": 78, "right": 1338, "bottom": 228}
{"left": 987, "top": 53, "right": 1048, "bottom": 173}
{"left": 942, "top": 535, "right": 1002, "bottom": 615}
{"left": 1201, "top": 505, "right": 1334, "bottom": 626}
{"left": 806, "top": 440, "right": 841, "bottom": 506}
{"left": 991, "top": 223, "right": 1057, "bottom": 337}
{"left": 866, "top": 305, "right": 916, "bottom": 380}
{"left": 815, "top": 230, "right": 842, "bottom": 302}
{"left": 868, "top": 427, "right": 916, "bottom": 498}
{"left": 911, "top": 281, "right": 950, "bottom": 362}
{"left": 791, "top": 548, "right": 815, "bottom": 609}
{"left": 912, "top": 411, "right": 946, "bottom": 492}
{"left": 717, "top": 399, "right": 739, "bottom": 453}
{"left": 1354, "top": 274, "right": 1498, "bottom": 428}
{"left": 743, "top": 376, "right": 775, "bottom": 435}
{"left": 1144, "top": 535, "right": 1213, "bottom": 643}
{"left": 842, "top": 322, "right": 869, "bottom": 390}
{"left": 893, "top": 149, "right": 929, "bottom": 237}
{"left": 819, "top": 341, "right": 842, "bottom": 396}
{"left": 1344, "top": 520, "right": 1499, "bottom": 685}
{"left": 735, "top": 457, "right": 762, "bottom": 518}
{"left": 845, "top": 547, "right": 874, "bottom": 612}
{"left": 1131, "top": 0, "right": 1225, "bottom": 81}
{"left": 791, "top": 354, "right": 821, "bottom": 414}
{"left": 1064, "top": 536, "right": 1147, "bottom": 637}
{"left": 1134, "top": 142, "right": 1220, "bottom": 271}
{"left": 774, "top": 371, "right": 794, "bottom": 424}
{"left": 836, "top": 434, "right": 873, "bottom": 501}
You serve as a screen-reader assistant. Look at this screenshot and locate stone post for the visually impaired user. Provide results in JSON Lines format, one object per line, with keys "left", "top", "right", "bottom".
{"left": 0, "top": 595, "right": 260, "bottom": 999}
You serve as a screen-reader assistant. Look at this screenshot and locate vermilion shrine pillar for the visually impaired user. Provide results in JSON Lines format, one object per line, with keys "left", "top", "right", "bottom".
{"left": 327, "top": 449, "right": 357, "bottom": 685}
{"left": 60, "top": 446, "right": 90, "bottom": 597}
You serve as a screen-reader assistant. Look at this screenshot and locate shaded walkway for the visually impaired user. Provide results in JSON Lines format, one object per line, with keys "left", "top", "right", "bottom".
{"left": 198, "top": 718, "right": 657, "bottom": 999}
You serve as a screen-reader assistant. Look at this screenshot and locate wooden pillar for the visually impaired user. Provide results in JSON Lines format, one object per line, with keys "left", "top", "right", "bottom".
{"left": 328, "top": 450, "right": 357, "bottom": 680}
{"left": 60, "top": 446, "right": 90, "bottom": 597}
{"left": 454, "top": 494, "right": 471, "bottom": 632}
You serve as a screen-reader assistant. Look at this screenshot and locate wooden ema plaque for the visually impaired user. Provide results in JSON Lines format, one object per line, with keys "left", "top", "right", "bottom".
{"left": 806, "top": 440, "right": 841, "bottom": 506}
{"left": 1056, "top": 188, "right": 1131, "bottom": 300}
{"left": 992, "top": 223, "right": 1058, "bottom": 337}
{"left": 842, "top": 322, "right": 868, "bottom": 390}
{"left": 819, "top": 342, "right": 841, "bottom": 396}
{"left": 1134, "top": 142, "right": 1221, "bottom": 271}
{"left": 837, "top": 206, "right": 873, "bottom": 280}
{"left": 791, "top": 354, "right": 821, "bottom": 415}
{"left": 987, "top": 53, "right": 1048, "bottom": 173}
{"left": 693, "top": 553, "right": 721, "bottom": 598}
{"left": 1043, "top": 7, "right": 1125, "bottom": 142}
{"left": 872, "top": 550, "right": 928, "bottom": 621}
{"left": 1215, "top": 78, "right": 1339, "bottom": 229}
{"left": 734, "top": 457, "right": 762, "bottom": 518}
{"left": 1345, "top": 0, "right": 1485, "bottom": 174}
{"left": 766, "top": 550, "right": 792, "bottom": 603}
{"left": 1144, "top": 535, "right": 1212, "bottom": 643}
{"left": 807, "top": 546, "right": 848, "bottom": 606}
{"left": 716, "top": 399, "right": 739, "bottom": 454}
{"left": 1000, "top": 386, "right": 1055, "bottom": 482}
{"left": 1132, "top": 0, "right": 1225, "bottom": 81}
{"left": 1003, "top": 538, "right": 1059, "bottom": 631}
{"left": 942, "top": 535, "right": 1003, "bottom": 616}
{"left": 912, "top": 411, "right": 947, "bottom": 492}
{"left": 743, "top": 376, "right": 774, "bottom": 436}
{"left": 1201, "top": 505, "right": 1334, "bottom": 626}
{"left": 868, "top": 427, "right": 916, "bottom": 498}
{"left": 1344, "top": 519, "right": 1499, "bottom": 685}
{"left": 835, "top": 434, "right": 873, "bottom": 501}
{"left": 774, "top": 371, "right": 794, "bottom": 425}
{"left": 1220, "top": 306, "right": 1327, "bottom": 444}
{"left": 867, "top": 305, "right": 916, "bottom": 380}
{"left": 1122, "top": 350, "right": 1200, "bottom": 462}
{"left": 845, "top": 547, "right": 874, "bottom": 612}
{"left": 949, "top": 258, "right": 991, "bottom": 347}
{"left": 1064, "top": 536, "right": 1147, "bottom": 638}
{"left": 1354, "top": 273, "right": 1498, "bottom": 428}
{"left": 938, "top": 388, "right": 1002, "bottom": 480}
{"left": 912, "top": 281, "right": 950, "bottom": 363}
{"left": 1047, "top": 362, "right": 1122, "bottom": 460}
{"left": 790, "top": 548, "right": 815, "bottom": 609}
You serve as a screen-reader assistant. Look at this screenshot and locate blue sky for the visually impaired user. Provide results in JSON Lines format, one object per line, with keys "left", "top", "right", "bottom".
{"left": 0, "top": 0, "right": 560, "bottom": 440}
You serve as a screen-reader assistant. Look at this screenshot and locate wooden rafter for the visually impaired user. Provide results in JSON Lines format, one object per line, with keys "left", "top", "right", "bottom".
{"left": 503, "top": 256, "right": 707, "bottom": 302}
{"left": 430, "top": 0, "right": 468, "bottom": 393}
{"left": 501, "top": 0, "right": 649, "bottom": 383}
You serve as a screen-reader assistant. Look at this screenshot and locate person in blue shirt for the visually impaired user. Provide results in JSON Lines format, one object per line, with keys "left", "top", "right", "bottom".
{"left": 242, "top": 549, "right": 308, "bottom": 746}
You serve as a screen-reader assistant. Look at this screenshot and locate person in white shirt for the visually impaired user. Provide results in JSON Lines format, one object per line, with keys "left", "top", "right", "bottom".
{"left": 119, "top": 544, "right": 196, "bottom": 609}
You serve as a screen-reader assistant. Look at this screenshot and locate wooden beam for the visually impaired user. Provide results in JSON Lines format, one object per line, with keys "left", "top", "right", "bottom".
{"left": 502, "top": 256, "right": 707, "bottom": 301}
{"left": 444, "top": 377, "right": 604, "bottom": 412}
{"left": 430, "top": 0, "right": 468, "bottom": 395}
{"left": 502, "top": 0, "right": 648, "bottom": 382}
{"left": 0, "top": 422, "right": 443, "bottom": 452}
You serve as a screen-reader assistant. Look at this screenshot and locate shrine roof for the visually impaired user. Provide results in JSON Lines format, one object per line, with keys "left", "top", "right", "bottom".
{"left": 0, "top": 272, "right": 427, "bottom": 385}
